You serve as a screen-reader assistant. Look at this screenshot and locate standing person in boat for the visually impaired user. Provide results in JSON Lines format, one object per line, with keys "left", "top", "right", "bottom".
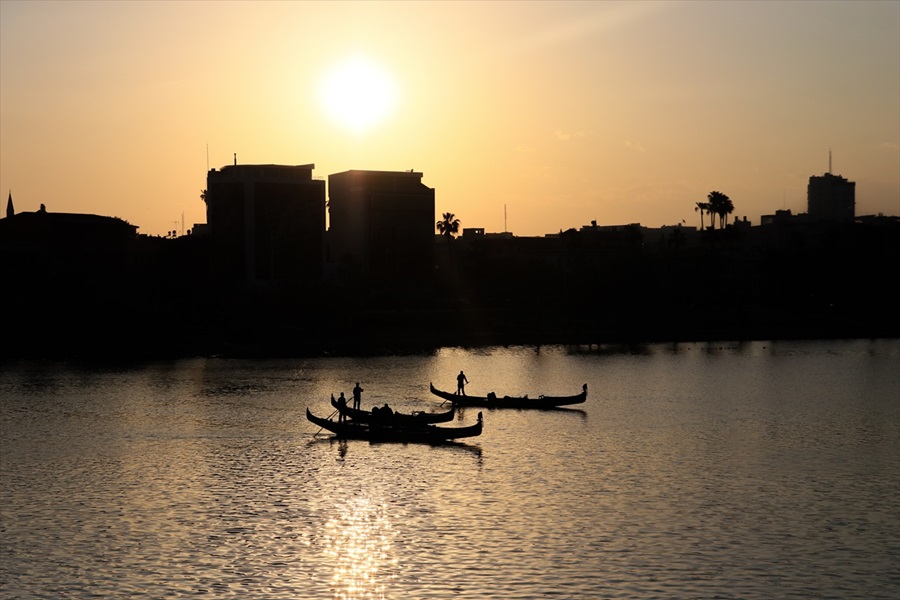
{"left": 336, "top": 392, "right": 349, "bottom": 423}
{"left": 457, "top": 370, "right": 469, "bottom": 396}
{"left": 352, "top": 382, "right": 364, "bottom": 410}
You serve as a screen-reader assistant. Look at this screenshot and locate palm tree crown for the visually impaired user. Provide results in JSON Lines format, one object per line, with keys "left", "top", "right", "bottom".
{"left": 436, "top": 212, "right": 461, "bottom": 242}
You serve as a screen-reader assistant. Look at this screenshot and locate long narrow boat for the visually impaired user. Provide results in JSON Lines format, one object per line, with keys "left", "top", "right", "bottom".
{"left": 307, "top": 408, "right": 483, "bottom": 443}
{"left": 331, "top": 397, "right": 456, "bottom": 425}
{"left": 429, "top": 383, "right": 587, "bottom": 409}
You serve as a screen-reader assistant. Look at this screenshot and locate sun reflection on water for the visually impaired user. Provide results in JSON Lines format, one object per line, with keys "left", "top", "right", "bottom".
{"left": 323, "top": 496, "right": 398, "bottom": 599}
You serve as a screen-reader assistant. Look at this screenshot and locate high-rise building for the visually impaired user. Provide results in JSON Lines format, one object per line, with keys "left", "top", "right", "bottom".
{"left": 808, "top": 172, "right": 855, "bottom": 222}
{"left": 206, "top": 164, "right": 325, "bottom": 281}
{"left": 328, "top": 170, "right": 435, "bottom": 285}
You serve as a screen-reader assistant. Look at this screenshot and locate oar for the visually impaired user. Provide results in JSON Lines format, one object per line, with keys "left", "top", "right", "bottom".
{"left": 439, "top": 388, "right": 455, "bottom": 406}
{"left": 440, "top": 380, "right": 469, "bottom": 406}
{"left": 314, "top": 408, "right": 340, "bottom": 436}
{"left": 433, "top": 381, "right": 450, "bottom": 406}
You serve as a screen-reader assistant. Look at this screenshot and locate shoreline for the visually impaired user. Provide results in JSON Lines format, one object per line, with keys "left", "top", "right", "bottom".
{"left": 4, "top": 307, "right": 896, "bottom": 361}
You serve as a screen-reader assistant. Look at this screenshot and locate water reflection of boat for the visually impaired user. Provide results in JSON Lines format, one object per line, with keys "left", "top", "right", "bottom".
{"left": 429, "top": 383, "right": 587, "bottom": 409}
{"left": 331, "top": 397, "right": 456, "bottom": 425}
{"left": 304, "top": 435, "right": 484, "bottom": 458}
{"left": 307, "top": 408, "right": 483, "bottom": 443}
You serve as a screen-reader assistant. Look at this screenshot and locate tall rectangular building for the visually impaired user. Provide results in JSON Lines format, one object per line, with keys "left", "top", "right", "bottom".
{"left": 808, "top": 172, "right": 855, "bottom": 222}
{"left": 328, "top": 170, "right": 435, "bottom": 285}
{"left": 206, "top": 164, "right": 325, "bottom": 281}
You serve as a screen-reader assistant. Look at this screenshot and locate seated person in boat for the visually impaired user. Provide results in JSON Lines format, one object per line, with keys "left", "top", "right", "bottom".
{"left": 371, "top": 404, "right": 394, "bottom": 425}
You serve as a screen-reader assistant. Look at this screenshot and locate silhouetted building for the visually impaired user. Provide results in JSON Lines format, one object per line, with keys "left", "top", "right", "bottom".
{"left": 760, "top": 209, "right": 791, "bottom": 226}
{"left": 205, "top": 164, "right": 325, "bottom": 281}
{"left": 642, "top": 223, "right": 698, "bottom": 251}
{"left": 328, "top": 169, "right": 435, "bottom": 285}
{"left": 0, "top": 206, "right": 138, "bottom": 280}
{"left": 808, "top": 172, "right": 855, "bottom": 221}
{"left": 0, "top": 207, "right": 138, "bottom": 245}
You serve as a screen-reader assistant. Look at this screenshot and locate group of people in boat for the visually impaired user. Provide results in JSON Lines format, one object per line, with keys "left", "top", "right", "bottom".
{"left": 331, "top": 371, "right": 470, "bottom": 425}
{"left": 332, "top": 382, "right": 397, "bottom": 425}
{"left": 369, "top": 403, "right": 395, "bottom": 423}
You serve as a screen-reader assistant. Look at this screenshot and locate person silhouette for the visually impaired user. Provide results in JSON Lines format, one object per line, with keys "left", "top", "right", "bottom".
{"left": 352, "top": 382, "right": 363, "bottom": 410}
{"left": 336, "top": 392, "right": 348, "bottom": 423}
{"left": 457, "top": 370, "right": 469, "bottom": 396}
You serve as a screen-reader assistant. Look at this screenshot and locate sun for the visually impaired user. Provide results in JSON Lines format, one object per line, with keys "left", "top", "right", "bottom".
{"left": 318, "top": 55, "right": 397, "bottom": 134}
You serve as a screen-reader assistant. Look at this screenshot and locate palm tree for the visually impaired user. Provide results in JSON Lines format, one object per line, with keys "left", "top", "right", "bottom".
{"left": 720, "top": 194, "right": 734, "bottom": 228}
{"left": 695, "top": 201, "right": 709, "bottom": 230}
{"left": 706, "top": 191, "right": 724, "bottom": 230}
{"left": 707, "top": 191, "right": 733, "bottom": 229}
{"left": 436, "top": 212, "right": 461, "bottom": 244}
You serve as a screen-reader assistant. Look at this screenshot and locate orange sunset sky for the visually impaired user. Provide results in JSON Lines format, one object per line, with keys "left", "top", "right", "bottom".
{"left": 1, "top": 0, "right": 898, "bottom": 237}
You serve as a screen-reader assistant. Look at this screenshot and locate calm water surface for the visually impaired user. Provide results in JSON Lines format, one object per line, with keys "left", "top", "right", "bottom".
{"left": 1, "top": 340, "right": 898, "bottom": 599}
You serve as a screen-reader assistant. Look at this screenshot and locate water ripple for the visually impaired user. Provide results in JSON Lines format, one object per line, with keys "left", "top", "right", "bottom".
{"left": 1, "top": 341, "right": 898, "bottom": 598}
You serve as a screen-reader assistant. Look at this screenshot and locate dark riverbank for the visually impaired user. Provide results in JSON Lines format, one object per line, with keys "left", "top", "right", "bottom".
{"left": 3, "top": 219, "right": 897, "bottom": 361}
{"left": 4, "top": 284, "right": 896, "bottom": 361}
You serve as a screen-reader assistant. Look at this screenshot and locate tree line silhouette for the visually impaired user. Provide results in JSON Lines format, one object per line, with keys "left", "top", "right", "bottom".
{"left": 695, "top": 191, "right": 735, "bottom": 230}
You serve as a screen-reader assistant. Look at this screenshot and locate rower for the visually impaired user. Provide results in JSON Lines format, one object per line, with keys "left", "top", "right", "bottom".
{"left": 352, "top": 382, "right": 364, "bottom": 409}
{"left": 336, "top": 392, "right": 348, "bottom": 422}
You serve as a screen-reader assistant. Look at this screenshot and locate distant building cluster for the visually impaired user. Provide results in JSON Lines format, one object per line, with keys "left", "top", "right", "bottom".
{"left": 1, "top": 161, "right": 896, "bottom": 289}
{"left": 203, "top": 164, "right": 435, "bottom": 285}
{"left": 2, "top": 160, "right": 899, "bottom": 359}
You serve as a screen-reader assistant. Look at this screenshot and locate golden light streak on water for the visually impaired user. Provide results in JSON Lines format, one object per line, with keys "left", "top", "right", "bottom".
{"left": 323, "top": 496, "right": 398, "bottom": 599}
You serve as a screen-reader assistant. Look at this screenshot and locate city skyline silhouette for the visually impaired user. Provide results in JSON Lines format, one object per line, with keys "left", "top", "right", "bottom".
{"left": 2, "top": 157, "right": 897, "bottom": 361}
{"left": 1, "top": 1, "right": 897, "bottom": 238}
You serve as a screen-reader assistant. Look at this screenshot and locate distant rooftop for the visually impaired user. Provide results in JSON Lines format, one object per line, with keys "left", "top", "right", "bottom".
{"left": 330, "top": 169, "right": 424, "bottom": 178}
{"left": 208, "top": 163, "right": 319, "bottom": 183}
{"left": 213, "top": 163, "right": 316, "bottom": 172}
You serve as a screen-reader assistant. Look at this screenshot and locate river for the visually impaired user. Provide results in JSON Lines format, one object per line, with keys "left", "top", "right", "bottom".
{"left": 1, "top": 339, "right": 898, "bottom": 599}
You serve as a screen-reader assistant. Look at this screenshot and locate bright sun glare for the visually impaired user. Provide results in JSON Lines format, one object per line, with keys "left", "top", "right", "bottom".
{"left": 318, "top": 55, "right": 397, "bottom": 134}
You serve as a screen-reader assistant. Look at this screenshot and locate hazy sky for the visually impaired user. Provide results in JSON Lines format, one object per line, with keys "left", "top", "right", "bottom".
{"left": 2, "top": 1, "right": 898, "bottom": 237}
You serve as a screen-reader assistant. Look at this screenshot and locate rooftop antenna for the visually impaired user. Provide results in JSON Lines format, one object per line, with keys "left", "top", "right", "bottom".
{"left": 234, "top": 153, "right": 237, "bottom": 166}
{"left": 828, "top": 148, "right": 832, "bottom": 174}
{"left": 504, "top": 204, "right": 507, "bottom": 233}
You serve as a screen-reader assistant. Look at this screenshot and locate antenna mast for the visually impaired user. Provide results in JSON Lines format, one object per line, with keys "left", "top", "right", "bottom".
{"left": 828, "top": 148, "right": 832, "bottom": 174}
{"left": 504, "top": 204, "right": 507, "bottom": 233}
